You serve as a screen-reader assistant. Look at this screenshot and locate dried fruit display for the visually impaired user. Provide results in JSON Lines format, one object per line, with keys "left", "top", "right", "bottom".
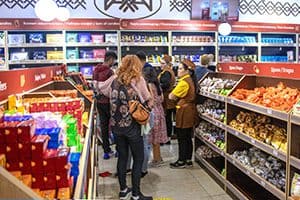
{"left": 199, "top": 77, "right": 237, "bottom": 96}
{"left": 229, "top": 111, "right": 287, "bottom": 152}
{"left": 231, "top": 82, "right": 300, "bottom": 112}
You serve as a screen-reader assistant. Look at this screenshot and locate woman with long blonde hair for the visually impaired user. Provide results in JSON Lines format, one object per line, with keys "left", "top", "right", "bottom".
{"left": 97, "top": 55, "right": 153, "bottom": 200}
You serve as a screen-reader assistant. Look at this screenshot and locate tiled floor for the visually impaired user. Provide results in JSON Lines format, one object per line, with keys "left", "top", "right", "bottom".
{"left": 97, "top": 141, "right": 233, "bottom": 200}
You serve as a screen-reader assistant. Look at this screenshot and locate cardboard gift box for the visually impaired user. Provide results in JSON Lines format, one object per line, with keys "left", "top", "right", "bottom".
{"left": 57, "top": 102, "right": 66, "bottom": 112}
{"left": 56, "top": 170, "right": 70, "bottom": 188}
{"left": 6, "top": 161, "right": 19, "bottom": 171}
{"left": 78, "top": 33, "right": 91, "bottom": 43}
{"left": 57, "top": 187, "right": 71, "bottom": 199}
{"left": 55, "top": 148, "right": 70, "bottom": 173}
{"left": 8, "top": 34, "right": 26, "bottom": 45}
{"left": 91, "top": 34, "right": 104, "bottom": 43}
{"left": 93, "top": 49, "right": 106, "bottom": 59}
{"left": 43, "top": 173, "right": 57, "bottom": 190}
{"left": 19, "top": 160, "right": 31, "bottom": 174}
{"left": 29, "top": 33, "right": 44, "bottom": 43}
{"left": 31, "top": 135, "right": 49, "bottom": 161}
{"left": 5, "top": 142, "right": 19, "bottom": 161}
{"left": 31, "top": 159, "right": 43, "bottom": 173}
{"left": 17, "top": 120, "right": 35, "bottom": 143}
{"left": 43, "top": 149, "right": 57, "bottom": 173}
{"left": 18, "top": 142, "right": 31, "bottom": 160}
{"left": 0, "top": 144, "right": 5, "bottom": 155}
{"left": 46, "top": 34, "right": 63, "bottom": 43}
{"left": 3, "top": 122, "right": 18, "bottom": 144}
{"left": 0, "top": 126, "right": 5, "bottom": 144}
{"left": 66, "top": 33, "right": 78, "bottom": 43}
{"left": 32, "top": 172, "right": 44, "bottom": 189}
{"left": 47, "top": 51, "right": 63, "bottom": 60}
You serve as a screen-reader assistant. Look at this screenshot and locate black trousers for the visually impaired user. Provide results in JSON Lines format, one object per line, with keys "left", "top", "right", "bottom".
{"left": 177, "top": 127, "right": 193, "bottom": 161}
{"left": 97, "top": 102, "right": 111, "bottom": 153}
{"left": 166, "top": 108, "right": 176, "bottom": 137}
{"left": 115, "top": 125, "right": 144, "bottom": 196}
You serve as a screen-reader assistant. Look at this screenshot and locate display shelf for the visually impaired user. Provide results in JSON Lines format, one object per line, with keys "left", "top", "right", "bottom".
{"left": 199, "top": 113, "right": 226, "bottom": 130}
{"left": 199, "top": 91, "right": 226, "bottom": 102}
{"left": 120, "top": 42, "right": 168, "bottom": 46}
{"left": 171, "top": 42, "right": 216, "bottom": 46}
{"left": 66, "top": 42, "right": 117, "bottom": 47}
{"left": 261, "top": 43, "right": 297, "bottom": 47}
{"left": 226, "top": 126, "right": 287, "bottom": 162}
{"left": 225, "top": 180, "right": 249, "bottom": 200}
{"left": 226, "top": 154, "right": 286, "bottom": 200}
{"left": 290, "top": 156, "right": 300, "bottom": 170}
{"left": 291, "top": 114, "right": 300, "bottom": 126}
{"left": 227, "top": 97, "right": 289, "bottom": 120}
{"left": 228, "top": 76, "right": 300, "bottom": 121}
{"left": 66, "top": 59, "right": 104, "bottom": 64}
{"left": 8, "top": 43, "right": 62, "bottom": 48}
{"left": 195, "top": 132, "right": 225, "bottom": 157}
{"left": 194, "top": 153, "right": 225, "bottom": 184}
{"left": 218, "top": 43, "right": 258, "bottom": 47}
{"left": 8, "top": 60, "right": 64, "bottom": 65}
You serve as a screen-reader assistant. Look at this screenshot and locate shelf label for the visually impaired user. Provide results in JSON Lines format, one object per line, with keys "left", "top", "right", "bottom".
{"left": 260, "top": 180, "right": 266, "bottom": 187}
{"left": 273, "top": 149, "right": 278, "bottom": 156}
{"left": 230, "top": 99, "right": 235, "bottom": 104}
{"left": 251, "top": 139, "right": 255, "bottom": 144}
{"left": 267, "top": 109, "right": 272, "bottom": 115}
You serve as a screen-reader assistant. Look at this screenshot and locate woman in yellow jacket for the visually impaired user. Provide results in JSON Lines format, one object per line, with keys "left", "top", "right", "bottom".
{"left": 169, "top": 58, "right": 197, "bottom": 169}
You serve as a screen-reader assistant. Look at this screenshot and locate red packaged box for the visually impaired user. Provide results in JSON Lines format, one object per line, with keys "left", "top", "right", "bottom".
{"left": 72, "top": 100, "right": 81, "bottom": 109}
{"left": 6, "top": 161, "right": 19, "bottom": 171}
{"left": 93, "top": 49, "right": 105, "bottom": 59}
{"left": 55, "top": 148, "right": 70, "bottom": 173}
{"left": 43, "top": 102, "right": 50, "bottom": 111}
{"left": 18, "top": 142, "right": 31, "bottom": 160}
{"left": 91, "top": 34, "right": 104, "bottom": 43}
{"left": 56, "top": 166, "right": 70, "bottom": 188}
{"left": 5, "top": 142, "right": 19, "bottom": 161}
{"left": 0, "top": 125, "right": 5, "bottom": 144}
{"left": 49, "top": 102, "right": 57, "bottom": 112}
{"left": 43, "top": 173, "right": 56, "bottom": 190}
{"left": 17, "top": 120, "right": 35, "bottom": 143}
{"left": 29, "top": 103, "right": 38, "bottom": 113}
{"left": 19, "top": 160, "right": 31, "bottom": 174}
{"left": 43, "top": 149, "right": 57, "bottom": 173}
{"left": 31, "top": 160, "right": 43, "bottom": 173}
{"left": 4, "top": 122, "right": 18, "bottom": 144}
{"left": 0, "top": 144, "right": 5, "bottom": 154}
{"left": 32, "top": 172, "right": 44, "bottom": 189}
{"left": 37, "top": 102, "right": 45, "bottom": 112}
{"left": 31, "top": 135, "right": 49, "bottom": 161}
{"left": 57, "top": 102, "right": 66, "bottom": 112}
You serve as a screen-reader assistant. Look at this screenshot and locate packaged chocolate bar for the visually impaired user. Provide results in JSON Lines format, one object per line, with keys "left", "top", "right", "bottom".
{"left": 46, "top": 34, "right": 63, "bottom": 43}
{"left": 79, "top": 65, "right": 93, "bottom": 76}
{"left": 10, "top": 52, "right": 28, "bottom": 61}
{"left": 18, "top": 142, "right": 31, "bottom": 160}
{"left": 66, "top": 33, "right": 78, "bottom": 43}
{"left": 5, "top": 142, "right": 19, "bottom": 161}
{"left": 32, "top": 172, "right": 44, "bottom": 189}
{"left": 66, "top": 49, "right": 79, "bottom": 59}
{"left": 31, "top": 160, "right": 43, "bottom": 173}
{"left": 32, "top": 51, "right": 46, "bottom": 60}
{"left": 91, "top": 34, "right": 104, "bottom": 43}
{"left": 43, "top": 172, "right": 57, "bottom": 190}
{"left": 29, "top": 33, "right": 44, "bottom": 43}
{"left": 8, "top": 34, "right": 25, "bottom": 45}
{"left": 55, "top": 147, "right": 70, "bottom": 173}
{"left": 79, "top": 50, "right": 93, "bottom": 59}
{"left": 93, "top": 49, "right": 106, "bottom": 59}
{"left": 19, "top": 160, "right": 31, "bottom": 174}
{"left": 43, "top": 149, "right": 57, "bottom": 173}
{"left": 6, "top": 161, "right": 19, "bottom": 171}
{"left": 78, "top": 33, "right": 91, "bottom": 43}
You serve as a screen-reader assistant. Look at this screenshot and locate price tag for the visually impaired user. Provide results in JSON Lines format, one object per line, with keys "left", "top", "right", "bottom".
{"left": 251, "top": 139, "right": 255, "bottom": 144}
{"left": 260, "top": 180, "right": 266, "bottom": 187}
{"left": 267, "top": 109, "right": 272, "bottom": 115}
{"left": 235, "top": 131, "right": 239, "bottom": 136}
{"left": 273, "top": 149, "right": 278, "bottom": 156}
{"left": 230, "top": 99, "right": 235, "bottom": 104}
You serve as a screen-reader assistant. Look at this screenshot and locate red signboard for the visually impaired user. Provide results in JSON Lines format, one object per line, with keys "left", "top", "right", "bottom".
{"left": 218, "top": 62, "right": 300, "bottom": 79}
{"left": 0, "top": 18, "right": 120, "bottom": 30}
{"left": 0, "top": 18, "right": 299, "bottom": 33}
{"left": 0, "top": 65, "right": 63, "bottom": 101}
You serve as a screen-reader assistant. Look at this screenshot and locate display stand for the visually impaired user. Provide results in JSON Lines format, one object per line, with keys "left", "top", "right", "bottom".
{"left": 195, "top": 67, "right": 300, "bottom": 200}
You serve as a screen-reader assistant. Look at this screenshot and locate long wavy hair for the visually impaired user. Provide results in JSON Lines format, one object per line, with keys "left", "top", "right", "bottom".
{"left": 143, "top": 67, "right": 162, "bottom": 96}
{"left": 116, "top": 55, "right": 143, "bottom": 85}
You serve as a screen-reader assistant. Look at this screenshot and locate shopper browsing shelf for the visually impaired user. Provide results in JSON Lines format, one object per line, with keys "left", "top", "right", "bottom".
{"left": 195, "top": 54, "right": 212, "bottom": 82}
{"left": 143, "top": 66, "right": 168, "bottom": 167}
{"left": 92, "top": 51, "right": 118, "bottom": 160}
{"left": 169, "top": 59, "right": 197, "bottom": 169}
{"left": 97, "top": 55, "right": 153, "bottom": 200}
{"left": 158, "top": 55, "right": 177, "bottom": 143}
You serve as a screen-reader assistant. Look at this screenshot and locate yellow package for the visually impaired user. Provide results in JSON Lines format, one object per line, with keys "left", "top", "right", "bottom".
{"left": 47, "top": 51, "right": 64, "bottom": 60}
{"left": 46, "top": 34, "right": 63, "bottom": 43}
{"left": 8, "top": 95, "right": 16, "bottom": 110}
